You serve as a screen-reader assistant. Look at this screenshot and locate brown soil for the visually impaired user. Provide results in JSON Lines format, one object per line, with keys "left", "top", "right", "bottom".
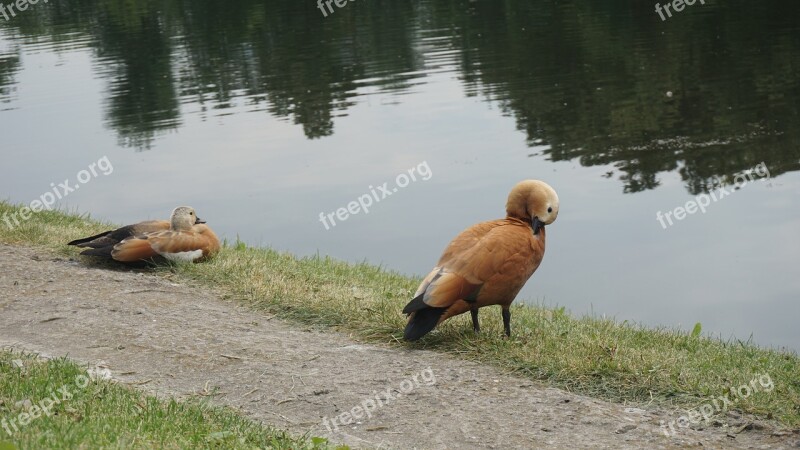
{"left": 0, "top": 244, "right": 797, "bottom": 449}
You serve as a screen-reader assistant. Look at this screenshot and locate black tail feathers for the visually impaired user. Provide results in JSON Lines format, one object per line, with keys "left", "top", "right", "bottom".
{"left": 67, "top": 230, "right": 113, "bottom": 247}
{"left": 402, "top": 293, "right": 427, "bottom": 314}
{"left": 403, "top": 302, "right": 446, "bottom": 341}
{"left": 77, "top": 246, "right": 113, "bottom": 257}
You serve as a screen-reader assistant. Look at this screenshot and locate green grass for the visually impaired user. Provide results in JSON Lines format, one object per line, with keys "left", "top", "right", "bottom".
{"left": 0, "top": 351, "right": 331, "bottom": 449}
{"left": 1, "top": 201, "right": 799, "bottom": 430}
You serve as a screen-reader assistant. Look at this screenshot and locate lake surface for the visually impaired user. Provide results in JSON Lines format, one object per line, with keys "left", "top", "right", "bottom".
{"left": 1, "top": 1, "right": 798, "bottom": 351}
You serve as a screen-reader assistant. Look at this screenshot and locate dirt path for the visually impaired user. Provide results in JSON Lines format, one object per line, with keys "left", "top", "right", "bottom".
{"left": 0, "top": 244, "right": 796, "bottom": 449}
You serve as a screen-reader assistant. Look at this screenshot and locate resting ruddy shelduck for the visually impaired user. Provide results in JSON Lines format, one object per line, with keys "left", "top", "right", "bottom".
{"left": 68, "top": 206, "right": 220, "bottom": 264}
{"left": 402, "top": 180, "right": 559, "bottom": 341}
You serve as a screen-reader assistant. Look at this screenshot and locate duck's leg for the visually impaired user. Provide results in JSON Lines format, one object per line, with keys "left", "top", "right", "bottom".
{"left": 502, "top": 306, "right": 511, "bottom": 337}
{"left": 470, "top": 305, "right": 480, "bottom": 333}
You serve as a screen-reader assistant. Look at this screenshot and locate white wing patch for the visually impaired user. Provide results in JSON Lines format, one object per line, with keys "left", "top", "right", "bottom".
{"left": 159, "top": 249, "right": 203, "bottom": 262}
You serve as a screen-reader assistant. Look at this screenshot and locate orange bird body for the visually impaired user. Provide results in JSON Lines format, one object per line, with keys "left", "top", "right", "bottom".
{"left": 68, "top": 206, "right": 220, "bottom": 264}
{"left": 403, "top": 180, "right": 559, "bottom": 341}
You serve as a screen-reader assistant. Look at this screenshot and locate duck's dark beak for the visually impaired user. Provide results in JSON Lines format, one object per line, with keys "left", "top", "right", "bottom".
{"left": 195, "top": 216, "right": 206, "bottom": 224}
{"left": 532, "top": 217, "right": 543, "bottom": 235}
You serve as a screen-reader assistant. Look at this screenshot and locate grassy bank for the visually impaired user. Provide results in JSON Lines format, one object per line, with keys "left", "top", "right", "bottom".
{"left": 1, "top": 202, "right": 799, "bottom": 429}
{"left": 0, "top": 351, "right": 329, "bottom": 449}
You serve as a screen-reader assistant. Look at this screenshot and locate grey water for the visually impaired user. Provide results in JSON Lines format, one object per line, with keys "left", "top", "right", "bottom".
{"left": 1, "top": 0, "right": 798, "bottom": 350}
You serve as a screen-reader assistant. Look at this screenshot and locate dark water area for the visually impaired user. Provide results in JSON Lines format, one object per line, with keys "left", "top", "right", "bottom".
{"left": 1, "top": 0, "right": 798, "bottom": 350}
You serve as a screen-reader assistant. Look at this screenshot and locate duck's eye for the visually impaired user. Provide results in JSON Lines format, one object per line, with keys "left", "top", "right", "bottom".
{"left": 547, "top": 207, "right": 553, "bottom": 213}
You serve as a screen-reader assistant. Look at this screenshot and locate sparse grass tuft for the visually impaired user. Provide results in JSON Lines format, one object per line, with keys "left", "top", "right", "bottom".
{"left": 0, "top": 351, "right": 332, "bottom": 449}
{"left": 1, "top": 201, "right": 799, "bottom": 430}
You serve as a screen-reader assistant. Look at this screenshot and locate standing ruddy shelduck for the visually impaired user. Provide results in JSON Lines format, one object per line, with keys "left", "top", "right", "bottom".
{"left": 402, "top": 180, "right": 559, "bottom": 341}
{"left": 68, "top": 206, "right": 220, "bottom": 264}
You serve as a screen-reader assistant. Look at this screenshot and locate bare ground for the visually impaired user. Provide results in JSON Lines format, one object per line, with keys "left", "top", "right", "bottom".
{"left": 0, "top": 244, "right": 797, "bottom": 449}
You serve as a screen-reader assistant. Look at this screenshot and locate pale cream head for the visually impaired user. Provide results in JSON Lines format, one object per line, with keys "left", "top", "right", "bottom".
{"left": 170, "top": 206, "right": 204, "bottom": 231}
{"left": 505, "top": 180, "right": 560, "bottom": 232}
